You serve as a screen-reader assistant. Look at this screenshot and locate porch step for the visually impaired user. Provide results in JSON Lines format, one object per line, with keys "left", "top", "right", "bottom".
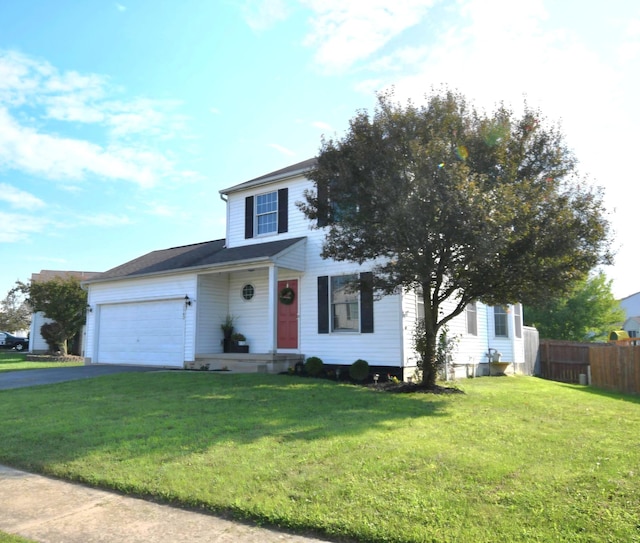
{"left": 190, "top": 353, "right": 304, "bottom": 374}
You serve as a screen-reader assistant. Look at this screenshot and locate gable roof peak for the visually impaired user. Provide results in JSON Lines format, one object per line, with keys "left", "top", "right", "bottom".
{"left": 220, "top": 157, "right": 317, "bottom": 195}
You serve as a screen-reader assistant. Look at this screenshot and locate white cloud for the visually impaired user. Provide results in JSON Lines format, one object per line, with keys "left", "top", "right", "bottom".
{"left": 311, "top": 121, "right": 332, "bottom": 131}
{"left": 0, "top": 183, "right": 45, "bottom": 210}
{"left": 0, "top": 50, "right": 193, "bottom": 188}
{"left": 302, "top": 0, "right": 434, "bottom": 73}
{"left": 115, "top": 3, "right": 127, "bottom": 11}
{"left": 78, "top": 213, "right": 133, "bottom": 227}
{"left": 268, "top": 143, "right": 296, "bottom": 156}
{"left": 44, "top": 94, "right": 105, "bottom": 123}
{"left": 242, "top": 0, "right": 289, "bottom": 31}
{"left": 367, "top": 45, "right": 429, "bottom": 73}
{"left": 147, "top": 203, "right": 177, "bottom": 217}
{"left": 0, "top": 107, "right": 170, "bottom": 187}
{"left": 0, "top": 211, "right": 50, "bottom": 242}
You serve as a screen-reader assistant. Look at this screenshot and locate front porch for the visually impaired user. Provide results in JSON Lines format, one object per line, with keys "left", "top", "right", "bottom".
{"left": 188, "top": 353, "right": 304, "bottom": 374}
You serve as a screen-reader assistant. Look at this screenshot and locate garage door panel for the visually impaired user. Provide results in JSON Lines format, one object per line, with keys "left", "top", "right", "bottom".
{"left": 97, "top": 300, "right": 185, "bottom": 367}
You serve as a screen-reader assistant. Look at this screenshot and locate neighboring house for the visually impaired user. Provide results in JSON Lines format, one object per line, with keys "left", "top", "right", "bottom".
{"left": 619, "top": 292, "right": 640, "bottom": 338}
{"left": 623, "top": 317, "right": 640, "bottom": 338}
{"left": 29, "top": 270, "right": 101, "bottom": 353}
{"left": 83, "top": 158, "right": 526, "bottom": 378}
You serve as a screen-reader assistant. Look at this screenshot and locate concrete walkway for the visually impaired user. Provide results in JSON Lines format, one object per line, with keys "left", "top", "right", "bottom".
{"left": 0, "top": 465, "right": 333, "bottom": 543}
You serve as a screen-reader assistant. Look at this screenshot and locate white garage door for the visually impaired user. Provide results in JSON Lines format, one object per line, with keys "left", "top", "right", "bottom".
{"left": 97, "top": 300, "right": 185, "bottom": 367}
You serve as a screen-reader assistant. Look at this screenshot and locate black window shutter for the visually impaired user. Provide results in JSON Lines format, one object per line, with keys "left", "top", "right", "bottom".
{"left": 317, "top": 276, "right": 329, "bottom": 334}
{"left": 360, "top": 272, "right": 374, "bottom": 333}
{"left": 317, "top": 182, "right": 328, "bottom": 227}
{"left": 277, "top": 188, "right": 288, "bottom": 233}
{"left": 245, "top": 196, "right": 254, "bottom": 239}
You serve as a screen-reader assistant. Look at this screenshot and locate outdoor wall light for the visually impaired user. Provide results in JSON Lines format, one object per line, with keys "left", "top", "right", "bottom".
{"left": 184, "top": 295, "right": 192, "bottom": 306}
{"left": 86, "top": 304, "right": 93, "bottom": 313}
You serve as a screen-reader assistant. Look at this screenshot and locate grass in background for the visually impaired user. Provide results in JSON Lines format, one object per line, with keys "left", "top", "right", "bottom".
{"left": 0, "top": 373, "right": 639, "bottom": 542}
{"left": 0, "top": 352, "right": 83, "bottom": 372}
{"left": 0, "top": 532, "right": 36, "bottom": 543}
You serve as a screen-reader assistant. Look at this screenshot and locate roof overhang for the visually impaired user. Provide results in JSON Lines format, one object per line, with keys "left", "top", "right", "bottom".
{"left": 83, "top": 237, "right": 307, "bottom": 286}
{"left": 219, "top": 158, "right": 316, "bottom": 196}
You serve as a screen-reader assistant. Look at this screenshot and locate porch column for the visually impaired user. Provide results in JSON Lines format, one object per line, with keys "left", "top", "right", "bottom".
{"left": 267, "top": 265, "right": 278, "bottom": 353}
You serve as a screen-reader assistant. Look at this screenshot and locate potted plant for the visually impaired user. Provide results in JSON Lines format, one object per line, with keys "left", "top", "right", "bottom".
{"left": 221, "top": 314, "right": 235, "bottom": 339}
{"left": 231, "top": 332, "right": 246, "bottom": 345}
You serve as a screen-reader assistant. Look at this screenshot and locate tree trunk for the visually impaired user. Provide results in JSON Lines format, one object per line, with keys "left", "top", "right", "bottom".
{"left": 421, "top": 330, "right": 438, "bottom": 387}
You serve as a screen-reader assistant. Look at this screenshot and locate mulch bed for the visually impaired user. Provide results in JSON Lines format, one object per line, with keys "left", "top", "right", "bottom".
{"left": 366, "top": 382, "right": 464, "bottom": 394}
{"left": 25, "top": 354, "right": 85, "bottom": 363}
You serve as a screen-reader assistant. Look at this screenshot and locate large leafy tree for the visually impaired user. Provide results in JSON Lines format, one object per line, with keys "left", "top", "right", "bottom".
{"left": 16, "top": 276, "right": 88, "bottom": 355}
{"left": 299, "top": 90, "right": 612, "bottom": 386}
{"left": 524, "top": 271, "right": 624, "bottom": 341}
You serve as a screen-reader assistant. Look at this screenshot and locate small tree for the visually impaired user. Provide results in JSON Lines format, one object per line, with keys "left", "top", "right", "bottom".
{"left": 16, "top": 276, "right": 88, "bottom": 355}
{"left": 299, "top": 89, "right": 612, "bottom": 387}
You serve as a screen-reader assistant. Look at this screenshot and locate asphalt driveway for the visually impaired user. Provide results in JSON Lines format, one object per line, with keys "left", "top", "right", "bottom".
{"left": 0, "top": 365, "right": 165, "bottom": 390}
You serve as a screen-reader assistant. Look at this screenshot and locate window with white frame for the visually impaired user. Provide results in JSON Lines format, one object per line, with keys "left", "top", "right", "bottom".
{"left": 466, "top": 302, "right": 478, "bottom": 335}
{"left": 417, "top": 289, "right": 425, "bottom": 321}
{"left": 494, "top": 306, "right": 508, "bottom": 337}
{"left": 256, "top": 191, "right": 278, "bottom": 235}
{"left": 514, "top": 304, "right": 522, "bottom": 338}
{"left": 331, "top": 275, "right": 359, "bottom": 332}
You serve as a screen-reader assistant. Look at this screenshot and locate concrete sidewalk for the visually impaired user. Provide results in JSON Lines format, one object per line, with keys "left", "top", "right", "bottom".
{"left": 0, "top": 465, "right": 332, "bottom": 543}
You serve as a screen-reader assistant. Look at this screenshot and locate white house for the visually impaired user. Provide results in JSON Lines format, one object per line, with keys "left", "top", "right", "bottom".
{"left": 83, "top": 158, "right": 526, "bottom": 379}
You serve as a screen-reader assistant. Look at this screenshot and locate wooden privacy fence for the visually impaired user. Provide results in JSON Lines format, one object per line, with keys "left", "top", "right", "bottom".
{"left": 590, "top": 344, "right": 640, "bottom": 395}
{"left": 540, "top": 340, "right": 640, "bottom": 394}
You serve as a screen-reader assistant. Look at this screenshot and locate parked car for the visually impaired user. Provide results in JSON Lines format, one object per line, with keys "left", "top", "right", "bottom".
{"left": 0, "top": 331, "right": 29, "bottom": 351}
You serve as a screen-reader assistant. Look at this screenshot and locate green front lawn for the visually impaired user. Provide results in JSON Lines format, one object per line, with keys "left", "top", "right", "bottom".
{"left": 0, "top": 532, "right": 36, "bottom": 543}
{"left": 0, "top": 373, "right": 638, "bottom": 542}
{"left": 0, "top": 352, "right": 83, "bottom": 372}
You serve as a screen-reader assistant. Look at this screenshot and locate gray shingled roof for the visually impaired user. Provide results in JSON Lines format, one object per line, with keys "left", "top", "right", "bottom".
{"left": 85, "top": 237, "right": 306, "bottom": 283}
{"left": 220, "top": 157, "right": 317, "bottom": 195}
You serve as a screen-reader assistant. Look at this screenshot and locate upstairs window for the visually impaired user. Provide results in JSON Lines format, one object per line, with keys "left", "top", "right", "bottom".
{"left": 244, "top": 188, "right": 288, "bottom": 239}
{"left": 256, "top": 191, "right": 278, "bottom": 235}
{"left": 317, "top": 179, "right": 357, "bottom": 227}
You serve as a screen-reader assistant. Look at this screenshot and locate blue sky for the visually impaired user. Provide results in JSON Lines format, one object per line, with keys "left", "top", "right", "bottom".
{"left": 1, "top": 0, "right": 638, "bottom": 300}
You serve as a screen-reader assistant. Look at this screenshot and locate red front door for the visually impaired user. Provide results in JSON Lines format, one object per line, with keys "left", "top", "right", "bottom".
{"left": 277, "top": 279, "right": 298, "bottom": 349}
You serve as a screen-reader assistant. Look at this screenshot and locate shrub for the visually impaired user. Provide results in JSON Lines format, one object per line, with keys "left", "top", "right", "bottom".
{"left": 40, "top": 321, "right": 66, "bottom": 354}
{"left": 304, "top": 356, "right": 324, "bottom": 377}
{"left": 350, "top": 359, "right": 369, "bottom": 381}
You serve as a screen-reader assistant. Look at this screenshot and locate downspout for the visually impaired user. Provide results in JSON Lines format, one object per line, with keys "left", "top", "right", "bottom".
{"left": 486, "top": 304, "right": 492, "bottom": 375}
{"left": 399, "top": 289, "right": 406, "bottom": 381}
{"left": 219, "top": 193, "right": 229, "bottom": 247}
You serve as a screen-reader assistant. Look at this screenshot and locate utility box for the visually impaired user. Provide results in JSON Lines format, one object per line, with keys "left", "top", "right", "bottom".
{"left": 609, "top": 330, "right": 630, "bottom": 341}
